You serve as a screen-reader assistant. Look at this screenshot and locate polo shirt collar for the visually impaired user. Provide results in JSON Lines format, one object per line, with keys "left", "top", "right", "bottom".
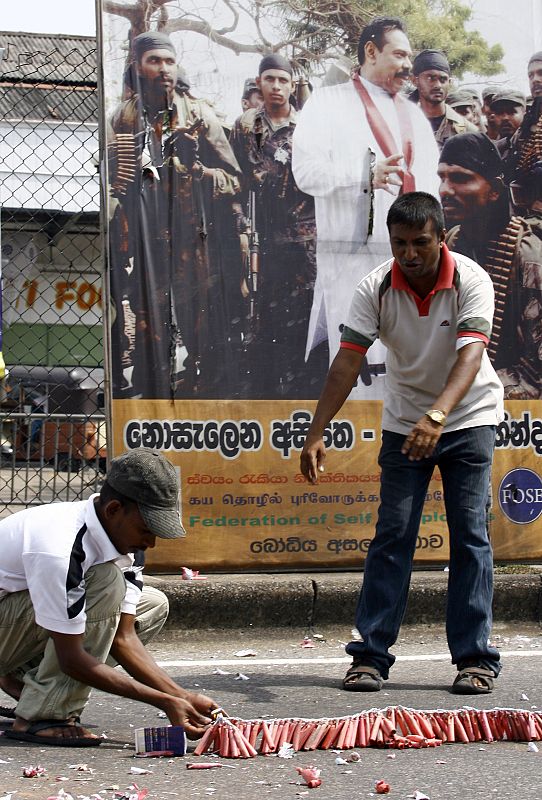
{"left": 84, "top": 494, "right": 123, "bottom": 560}
{"left": 391, "top": 243, "right": 455, "bottom": 294}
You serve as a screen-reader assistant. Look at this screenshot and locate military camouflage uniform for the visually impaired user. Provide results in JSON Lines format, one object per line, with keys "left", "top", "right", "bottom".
{"left": 447, "top": 215, "right": 542, "bottom": 398}
{"left": 230, "top": 106, "right": 324, "bottom": 399}
{"left": 108, "top": 90, "right": 241, "bottom": 399}
{"left": 432, "top": 104, "right": 478, "bottom": 151}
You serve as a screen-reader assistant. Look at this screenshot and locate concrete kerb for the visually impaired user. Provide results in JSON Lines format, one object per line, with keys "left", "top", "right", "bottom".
{"left": 146, "top": 571, "right": 542, "bottom": 630}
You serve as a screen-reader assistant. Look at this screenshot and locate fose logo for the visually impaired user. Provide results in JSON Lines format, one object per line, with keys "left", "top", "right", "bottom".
{"left": 498, "top": 468, "right": 542, "bottom": 525}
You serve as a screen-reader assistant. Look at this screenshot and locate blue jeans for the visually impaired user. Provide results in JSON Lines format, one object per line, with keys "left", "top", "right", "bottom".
{"left": 345, "top": 426, "right": 500, "bottom": 680}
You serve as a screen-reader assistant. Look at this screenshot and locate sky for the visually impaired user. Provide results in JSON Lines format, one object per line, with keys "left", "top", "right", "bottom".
{"left": 1, "top": 0, "right": 97, "bottom": 36}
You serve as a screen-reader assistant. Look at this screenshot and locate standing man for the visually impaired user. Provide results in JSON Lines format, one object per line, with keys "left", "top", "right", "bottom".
{"left": 481, "top": 86, "right": 502, "bottom": 140}
{"left": 446, "top": 89, "right": 477, "bottom": 123}
{"left": 528, "top": 52, "right": 542, "bottom": 100}
{"left": 292, "top": 17, "right": 439, "bottom": 399}
{"left": 241, "top": 78, "right": 263, "bottom": 112}
{"left": 300, "top": 192, "right": 503, "bottom": 694}
{"left": 230, "top": 55, "right": 324, "bottom": 399}
{"left": 411, "top": 49, "right": 477, "bottom": 150}
{"left": 508, "top": 52, "right": 542, "bottom": 217}
{"left": 108, "top": 31, "right": 241, "bottom": 399}
{"left": 490, "top": 89, "right": 526, "bottom": 148}
{"left": 439, "top": 132, "right": 542, "bottom": 399}
{"left": 0, "top": 449, "right": 218, "bottom": 745}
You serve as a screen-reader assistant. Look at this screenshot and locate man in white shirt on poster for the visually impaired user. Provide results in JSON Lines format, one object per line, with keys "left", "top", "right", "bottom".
{"left": 292, "top": 16, "right": 440, "bottom": 398}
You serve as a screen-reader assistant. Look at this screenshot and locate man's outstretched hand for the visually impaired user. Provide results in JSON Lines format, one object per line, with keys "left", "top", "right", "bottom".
{"left": 300, "top": 436, "right": 326, "bottom": 484}
{"left": 164, "top": 692, "right": 219, "bottom": 739}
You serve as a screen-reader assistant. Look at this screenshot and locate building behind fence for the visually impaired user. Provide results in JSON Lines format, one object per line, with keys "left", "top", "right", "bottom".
{"left": 0, "top": 31, "right": 105, "bottom": 508}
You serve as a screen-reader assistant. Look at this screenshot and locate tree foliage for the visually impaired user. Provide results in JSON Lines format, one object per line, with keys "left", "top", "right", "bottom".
{"left": 103, "top": 0, "right": 505, "bottom": 79}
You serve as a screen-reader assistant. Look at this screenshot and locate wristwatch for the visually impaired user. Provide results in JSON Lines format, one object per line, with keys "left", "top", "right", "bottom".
{"left": 425, "top": 409, "right": 447, "bottom": 426}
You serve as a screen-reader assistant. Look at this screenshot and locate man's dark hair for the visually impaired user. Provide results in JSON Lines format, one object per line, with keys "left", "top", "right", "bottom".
{"left": 386, "top": 192, "right": 445, "bottom": 236}
{"left": 358, "top": 17, "right": 407, "bottom": 66}
{"left": 100, "top": 480, "right": 138, "bottom": 511}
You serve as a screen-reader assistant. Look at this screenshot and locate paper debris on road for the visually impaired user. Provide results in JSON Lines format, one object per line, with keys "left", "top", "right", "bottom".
{"left": 180, "top": 567, "right": 207, "bottom": 580}
{"left": 234, "top": 649, "right": 257, "bottom": 657}
{"left": 22, "top": 765, "right": 47, "bottom": 777}
{"left": 296, "top": 766, "right": 322, "bottom": 788}
{"left": 47, "top": 791, "right": 74, "bottom": 800}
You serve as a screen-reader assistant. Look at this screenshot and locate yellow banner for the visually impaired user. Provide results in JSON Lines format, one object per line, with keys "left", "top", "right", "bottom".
{"left": 112, "top": 399, "right": 542, "bottom": 571}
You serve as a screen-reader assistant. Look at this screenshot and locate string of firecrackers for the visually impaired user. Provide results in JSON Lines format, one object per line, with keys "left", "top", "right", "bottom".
{"left": 193, "top": 706, "right": 542, "bottom": 759}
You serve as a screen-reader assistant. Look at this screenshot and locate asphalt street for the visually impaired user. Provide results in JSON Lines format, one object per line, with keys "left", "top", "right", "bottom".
{"left": 1, "top": 622, "right": 542, "bottom": 800}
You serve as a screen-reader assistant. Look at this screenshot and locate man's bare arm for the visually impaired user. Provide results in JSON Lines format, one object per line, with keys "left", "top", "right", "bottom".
{"left": 110, "top": 613, "right": 217, "bottom": 719}
{"left": 300, "top": 348, "right": 363, "bottom": 484}
{"left": 49, "top": 630, "right": 214, "bottom": 739}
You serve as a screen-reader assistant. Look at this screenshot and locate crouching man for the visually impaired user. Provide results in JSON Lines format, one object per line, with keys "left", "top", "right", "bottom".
{"left": 0, "top": 448, "right": 217, "bottom": 746}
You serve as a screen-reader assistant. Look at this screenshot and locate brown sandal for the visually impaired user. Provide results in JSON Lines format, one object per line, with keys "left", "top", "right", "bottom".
{"left": 342, "top": 663, "right": 383, "bottom": 692}
{"left": 452, "top": 666, "right": 495, "bottom": 695}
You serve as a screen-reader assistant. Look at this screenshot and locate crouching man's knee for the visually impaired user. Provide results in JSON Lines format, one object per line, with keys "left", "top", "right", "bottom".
{"left": 134, "top": 586, "right": 169, "bottom": 645}
{"left": 84, "top": 563, "right": 126, "bottom": 620}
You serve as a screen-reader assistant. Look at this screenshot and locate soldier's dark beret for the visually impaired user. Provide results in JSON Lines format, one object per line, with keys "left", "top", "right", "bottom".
{"left": 412, "top": 50, "right": 450, "bottom": 76}
{"left": 439, "top": 133, "right": 504, "bottom": 180}
{"left": 132, "top": 32, "right": 176, "bottom": 61}
{"left": 258, "top": 54, "right": 293, "bottom": 76}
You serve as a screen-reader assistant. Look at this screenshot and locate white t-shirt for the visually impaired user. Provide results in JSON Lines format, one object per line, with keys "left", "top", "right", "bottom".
{"left": 0, "top": 496, "right": 143, "bottom": 634}
{"left": 341, "top": 246, "right": 505, "bottom": 434}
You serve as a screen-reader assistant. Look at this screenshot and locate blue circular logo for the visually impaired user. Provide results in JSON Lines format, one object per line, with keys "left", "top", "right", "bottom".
{"left": 498, "top": 468, "right": 542, "bottom": 525}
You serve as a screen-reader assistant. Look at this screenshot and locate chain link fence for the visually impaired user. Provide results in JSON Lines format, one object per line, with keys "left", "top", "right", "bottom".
{"left": 0, "top": 32, "right": 106, "bottom": 510}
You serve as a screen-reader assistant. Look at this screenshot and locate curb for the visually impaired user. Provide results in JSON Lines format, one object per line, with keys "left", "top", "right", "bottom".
{"left": 145, "top": 571, "right": 542, "bottom": 630}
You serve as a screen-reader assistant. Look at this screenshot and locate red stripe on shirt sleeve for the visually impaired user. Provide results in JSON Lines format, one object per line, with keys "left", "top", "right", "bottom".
{"left": 457, "top": 331, "right": 489, "bottom": 345}
{"left": 340, "top": 341, "right": 368, "bottom": 355}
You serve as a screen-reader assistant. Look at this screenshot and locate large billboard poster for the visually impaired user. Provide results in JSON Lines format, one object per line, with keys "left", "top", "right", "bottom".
{"left": 99, "top": 0, "right": 542, "bottom": 570}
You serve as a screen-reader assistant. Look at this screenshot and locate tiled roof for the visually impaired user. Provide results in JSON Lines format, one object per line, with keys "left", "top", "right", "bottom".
{"left": 0, "top": 84, "right": 97, "bottom": 122}
{"left": 0, "top": 32, "right": 97, "bottom": 124}
{"left": 0, "top": 31, "right": 96, "bottom": 85}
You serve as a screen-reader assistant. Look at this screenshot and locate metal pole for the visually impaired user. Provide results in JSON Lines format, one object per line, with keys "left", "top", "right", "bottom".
{"left": 94, "top": 0, "right": 114, "bottom": 469}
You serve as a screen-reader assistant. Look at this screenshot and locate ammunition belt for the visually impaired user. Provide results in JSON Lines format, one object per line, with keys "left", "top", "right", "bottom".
{"left": 110, "top": 133, "right": 138, "bottom": 196}
{"left": 516, "top": 117, "right": 542, "bottom": 176}
{"left": 484, "top": 216, "right": 523, "bottom": 363}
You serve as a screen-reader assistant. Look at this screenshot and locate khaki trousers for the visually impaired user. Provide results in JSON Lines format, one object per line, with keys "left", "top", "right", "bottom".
{"left": 0, "top": 564, "right": 169, "bottom": 722}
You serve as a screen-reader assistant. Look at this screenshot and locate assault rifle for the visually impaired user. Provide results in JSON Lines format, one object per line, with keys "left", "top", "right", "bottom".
{"left": 245, "top": 189, "right": 260, "bottom": 336}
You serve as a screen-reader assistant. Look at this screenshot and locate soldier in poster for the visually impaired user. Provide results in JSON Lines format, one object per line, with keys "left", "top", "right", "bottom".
{"left": 108, "top": 31, "right": 242, "bottom": 399}
{"left": 438, "top": 132, "right": 542, "bottom": 399}
{"left": 230, "top": 55, "right": 325, "bottom": 399}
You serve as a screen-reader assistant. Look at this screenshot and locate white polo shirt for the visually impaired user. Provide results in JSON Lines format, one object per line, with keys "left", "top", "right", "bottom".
{"left": 341, "top": 245, "right": 504, "bottom": 434}
{"left": 0, "top": 496, "right": 143, "bottom": 635}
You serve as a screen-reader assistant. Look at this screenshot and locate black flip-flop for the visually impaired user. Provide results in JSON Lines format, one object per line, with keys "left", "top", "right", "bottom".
{"left": 4, "top": 719, "right": 102, "bottom": 747}
{"left": 0, "top": 706, "right": 16, "bottom": 719}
